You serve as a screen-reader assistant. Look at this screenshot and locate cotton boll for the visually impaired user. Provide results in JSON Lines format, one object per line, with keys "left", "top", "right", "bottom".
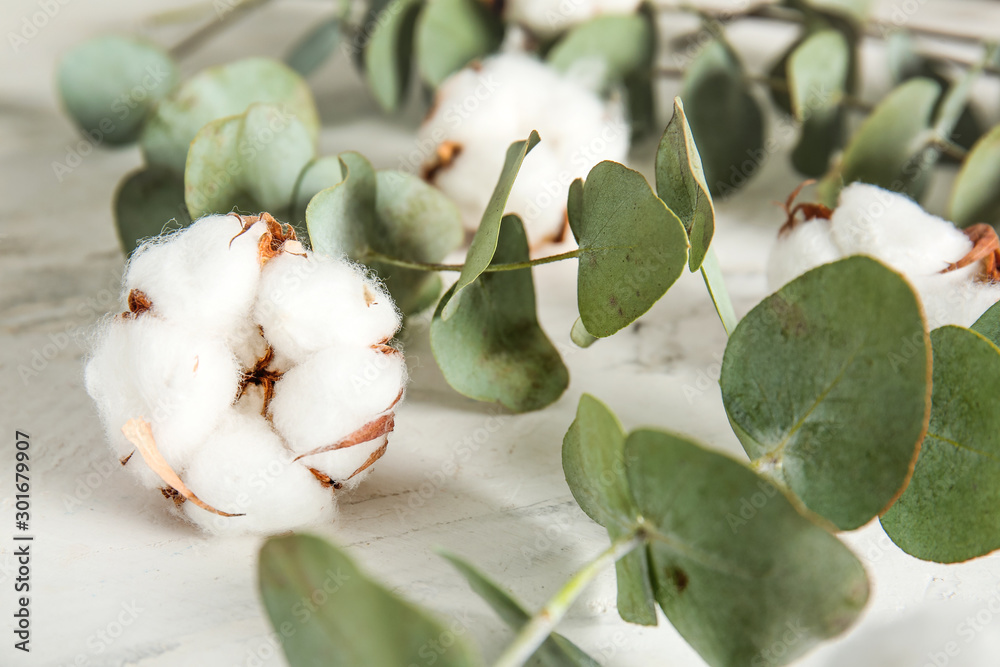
{"left": 254, "top": 252, "right": 401, "bottom": 363}
{"left": 269, "top": 345, "right": 406, "bottom": 456}
{"left": 124, "top": 214, "right": 267, "bottom": 341}
{"left": 302, "top": 436, "right": 388, "bottom": 491}
{"left": 766, "top": 218, "right": 841, "bottom": 291}
{"left": 830, "top": 183, "right": 972, "bottom": 276}
{"left": 181, "top": 412, "right": 336, "bottom": 536}
{"left": 505, "top": 0, "right": 642, "bottom": 38}
{"left": 911, "top": 267, "right": 1000, "bottom": 329}
{"left": 419, "top": 53, "right": 629, "bottom": 247}
{"left": 84, "top": 315, "right": 241, "bottom": 485}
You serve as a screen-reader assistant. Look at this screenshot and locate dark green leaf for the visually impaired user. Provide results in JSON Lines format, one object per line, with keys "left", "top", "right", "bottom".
{"left": 971, "top": 299, "right": 1000, "bottom": 345}
{"left": 114, "top": 167, "right": 189, "bottom": 256}
{"left": 625, "top": 428, "right": 869, "bottom": 667}
{"left": 441, "top": 131, "right": 539, "bottom": 320}
{"left": 431, "top": 216, "right": 568, "bottom": 412}
{"left": 365, "top": 0, "right": 423, "bottom": 111}
{"left": 881, "top": 326, "right": 1000, "bottom": 562}
{"left": 440, "top": 551, "right": 600, "bottom": 666}
{"left": 575, "top": 160, "right": 689, "bottom": 338}
{"left": 949, "top": 125, "right": 1000, "bottom": 227}
{"left": 416, "top": 0, "right": 503, "bottom": 87}
{"left": 655, "top": 97, "right": 715, "bottom": 271}
{"left": 286, "top": 16, "right": 342, "bottom": 77}
{"left": 547, "top": 14, "right": 653, "bottom": 91}
{"left": 259, "top": 534, "right": 479, "bottom": 667}
{"left": 563, "top": 394, "right": 657, "bottom": 625}
{"left": 721, "top": 256, "right": 930, "bottom": 530}
{"left": 57, "top": 35, "right": 178, "bottom": 145}
{"left": 566, "top": 177, "right": 584, "bottom": 243}
{"left": 681, "top": 41, "right": 765, "bottom": 198}
{"left": 142, "top": 58, "right": 319, "bottom": 173}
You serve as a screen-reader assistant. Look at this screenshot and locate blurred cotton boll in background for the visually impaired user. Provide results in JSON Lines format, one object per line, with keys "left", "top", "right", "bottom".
{"left": 419, "top": 52, "right": 629, "bottom": 248}
{"left": 504, "top": 0, "right": 643, "bottom": 38}
{"left": 767, "top": 183, "right": 1000, "bottom": 328}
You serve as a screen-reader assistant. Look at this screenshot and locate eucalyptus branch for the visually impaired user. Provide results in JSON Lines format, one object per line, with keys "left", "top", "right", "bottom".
{"left": 168, "top": 0, "right": 275, "bottom": 59}
{"left": 492, "top": 531, "right": 646, "bottom": 667}
{"left": 360, "top": 249, "right": 582, "bottom": 273}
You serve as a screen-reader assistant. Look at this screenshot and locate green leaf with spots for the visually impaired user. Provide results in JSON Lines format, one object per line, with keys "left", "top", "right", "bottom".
{"left": 720, "top": 256, "right": 931, "bottom": 530}
{"left": 365, "top": 0, "right": 423, "bottom": 111}
{"left": 431, "top": 216, "right": 568, "bottom": 412}
{"left": 114, "top": 167, "right": 189, "bottom": 256}
{"left": 416, "top": 0, "right": 503, "bottom": 87}
{"left": 818, "top": 78, "right": 940, "bottom": 205}
{"left": 441, "top": 131, "right": 539, "bottom": 320}
{"left": 563, "top": 394, "right": 657, "bottom": 625}
{"left": 656, "top": 97, "right": 715, "bottom": 271}
{"left": 142, "top": 58, "right": 319, "bottom": 173}
{"left": 575, "top": 160, "right": 689, "bottom": 338}
{"left": 625, "top": 428, "right": 869, "bottom": 667}
{"left": 57, "top": 35, "right": 178, "bottom": 145}
{"left": 881, "top": 326, "right": 1000, "bottom": 562}
{"left": 547, "top": 13, "right": 654, "bottom": 91}
{"left": 259, "top": 534, "right": 479, "bottom": 667}
{"left": 949, "top": 125, "right": 1000, "bottom": 227}
{"left": 439, "top": 551, "right": 600, "bottom": 666}
{"left": 681, "top": 41, "right": 765, "bottom": 198}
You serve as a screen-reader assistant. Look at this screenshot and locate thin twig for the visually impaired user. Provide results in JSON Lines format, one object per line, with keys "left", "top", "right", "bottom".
{"left": 360, "top": 248, "right": 583, "bottom": 273}
{"left": 168, "top": 0, "right": 275, "bottom": 59}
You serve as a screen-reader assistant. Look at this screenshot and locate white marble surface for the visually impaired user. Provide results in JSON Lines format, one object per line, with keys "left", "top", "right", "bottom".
{"left": 4, "top": 1, "right": 1000, "bottom": 666}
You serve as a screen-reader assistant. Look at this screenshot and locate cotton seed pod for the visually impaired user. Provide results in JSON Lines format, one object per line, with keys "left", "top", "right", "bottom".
{"left": 84, "top": 213, "right": 405, "bottom": 535}
{"left": 505, "top": 0, "right": 643, "bottom": 38}
{"left": 767, "top": 182, "right": 1000, "bottom": 328}
{"left": 419, "top": 52, "right": 629, "bottom": 248}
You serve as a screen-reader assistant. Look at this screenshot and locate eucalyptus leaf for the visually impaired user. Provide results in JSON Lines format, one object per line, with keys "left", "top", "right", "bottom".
{"left": 720, "top": 256, "right": 930, "bottom": 530}
{"left": 681, "top": 41, "right": 765, "bottom": 198}
{"left": 801, "top": 0, "right": 871, "bottom": 23}
{"left": 570, "top": 317, "right": 598, "bottom": 348}
{"left": 881, "top": 326, "right": 1000, "bottom": 563}
{"left": 306, "top": 152, "right": 377, "bottom": 258}
{"left": 259, "top": 534, "right": 479, "bottom": 667}
{"left": 699, "top": 247, "right": 738, "bottom": 336}
{"left": 431, "top": 216, "right": 568, "bottom": 412}
{"left": 575, "top": 160, "right": 689, "bottom": 338}
{"left": 286, "top": 16, "right": 342, "bottom": 77}
{"left": 416, "top": 0, "right": 503, "bottom": 87}
{"left": 625, "top": 428, "right": 869, "bottom": 667}
{"left": 57, "top": 35, "right": 178, "bottom": 145}
{"left": 563, "top": 394, "right": 657, "bottom": 625}
{"left": 365, "top": 0, "right": 423, "bottom": 111}
{"left": 441, "top": 131, "right": 539, "bottom": 320}
{"left": 566, "top": 177, "right": 584, "bottom": 242}
{"left": 949, "top": 125, "right": 1000, "bottom": 227}
{"left": 440, "top": 551, "right": 600, "bottom": 666}
{"left": 787, "top": 30, "right": 850, "bottom": 177}
{"left": 655, "top": 97, "right": 715, "bottom": 271}
{"left": 818, "top": 78, "right": 940, "bottom": 206}
{"left": 142, "top": 58, "right": 319, "bottom": 173}
{"left": 971, "top": 299, "right": 1000, "bottom": 345}
{"left": 291, "top": 156, "right": 345, "bottom": 225}
{"left": 114, "top": 167, "right": 189, "bottom": 256}
{"left": 547, "top": 14, "right": 653, "bottom": 91}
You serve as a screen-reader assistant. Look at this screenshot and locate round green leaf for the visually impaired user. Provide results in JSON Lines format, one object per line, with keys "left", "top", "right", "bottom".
{"left": 286, "top": 16, "right": 341, "bottom": 77}
{"left": 949, "top": 125, "right": 1000, "bottom": 227}
{"left": 57, "top": 35, "right": 178, "bottom": 145}
{"left": 721, "top": 256, "right": 931, "bottom": 530}
{"left": 291, "top": 156, "right": 345, "bottom": 225}
{"left": 575, "top": 161, "right": 689, "bottom": 338}
{"left": 547, "top": 14, "right": 653, "bottom": 91}
{"left": 259, "top": 534, "right": 479, "bottom": 667}
{"left": 142, "top": 58, "right": 319, "bottom": 173}
{"left": 114, "top": 167, "right": 189, "bottom": 256}
{"left": 415, "top": 0, "right": 503, "bottom": 87}
{"left": 365, "top": 0, "right": 423, "bottom": 111}
{"left": 681, "top": 41, "right": 765, "bottom": 198}
{"left": 626, "top": 429, "right": 869, "bottom": 667}
{"left": 431, "top": 216, "right": 568, "bottom": 412}
{"left": 306, "top": 152, "right": 378, "bottom": 258}
{"left": 881, "top": 326, "right": 1000, "bottom": 562}
{"left": 971, "top": 299, "right": 1000, "bottom": 345}
{"left": 818, "top": 78, "right": 940, "bottom": 206}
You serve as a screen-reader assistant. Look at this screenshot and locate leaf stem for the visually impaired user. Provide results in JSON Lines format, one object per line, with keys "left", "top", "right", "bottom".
{"left": 168, "top": 0, "right": 275, "bottom": 59}
{"left": 361, "top": 249, "right": 582, "bottom": 273}
{"left": 492, "top": 531, "right": 645, "bottom": 667}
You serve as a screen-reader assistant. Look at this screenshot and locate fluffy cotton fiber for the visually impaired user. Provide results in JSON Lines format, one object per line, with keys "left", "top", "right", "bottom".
{"left": 84, "top": 213, "right": 405, "bottom": 535}
{"left": 505, "top": 0, "right": 643, "bottom": 38}
{"left": 768, "top": 183, "right": 1000, "bottom": 328}
{"left": 419, "top": 52, "right": 629, "bottom": 247}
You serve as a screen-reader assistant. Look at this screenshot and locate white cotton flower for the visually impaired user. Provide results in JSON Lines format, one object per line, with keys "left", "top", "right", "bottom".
{"left": 505, "top": 0, "right": 642, "bottom": 38}
{"left": 767, "top": 183, "right": 1000, "bottom": 328}
{"left": 419, "top": 52, "right": 629, "bottom": 247}
{"left": 84, "top": 213, "right": 406, "bottom": 535}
